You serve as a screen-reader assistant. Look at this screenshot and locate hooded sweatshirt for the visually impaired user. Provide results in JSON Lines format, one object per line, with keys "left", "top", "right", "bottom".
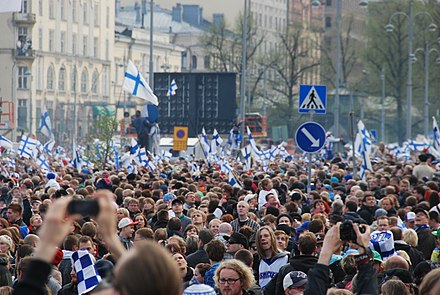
{"left": 258, "top": 252, "right": 289, "bottom": 289}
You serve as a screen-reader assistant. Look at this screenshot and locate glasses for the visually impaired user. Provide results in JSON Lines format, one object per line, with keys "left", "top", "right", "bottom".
{"left": 219, "top": 278, "right": 241, "bottom": 285}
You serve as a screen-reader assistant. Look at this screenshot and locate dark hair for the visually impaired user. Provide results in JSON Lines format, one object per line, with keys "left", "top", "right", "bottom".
{"left": 135, "top": 228, "right": 154, "bottom": 240}
{"left": 167, "top": 217, "right": 182, "bottom": 231}
{"left": 309, "top": 219, "right": 324, "bottom": 234}
{"left": 234, "top": 249, "right": 254, "bottom": 267}
{"left": 345, "top": 201, "right": 357, "bottom": 212}
{"left": 63, "top": 235, "right": 79, "bottom": 251}
{"left": 390, "top": 227, "right": 402, "bottom": 241}
{"left": 206, "top": 240, "right": 225, "bottom": 262}
{"left": 298, "top": 232, "right": 317, "bottom": 255}
{"left": 7, "top": 204, "right": 22, "bottom": 216}
{"left": 198, "top": 229, "right": 214, "bottom": 245}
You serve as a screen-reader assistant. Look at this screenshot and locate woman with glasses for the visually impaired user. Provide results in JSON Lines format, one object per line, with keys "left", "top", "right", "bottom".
{"left": 214, "top": 259, "right": 256, "bottom": 295}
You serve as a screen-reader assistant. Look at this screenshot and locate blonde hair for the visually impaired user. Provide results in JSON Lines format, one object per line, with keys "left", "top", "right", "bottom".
{"left": 256, "top": 226, "right": 278, "bottom": 259}
{"left": 403, "top": 228, "right": 418, "bottom": 247}
{"left": 214, "top": 259, "right": 255, "bottom": 290}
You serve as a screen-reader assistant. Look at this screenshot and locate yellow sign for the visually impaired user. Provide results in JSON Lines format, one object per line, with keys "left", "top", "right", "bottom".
{"left": 173, "top": 126, "right": 188, "bottom": 151}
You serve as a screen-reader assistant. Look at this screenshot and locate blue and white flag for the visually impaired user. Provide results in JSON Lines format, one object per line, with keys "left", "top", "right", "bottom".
{"left": 201, "top": 128, "right": 211, "bottom": 156}
{"left": 246, "top": 126, "right": 260, "bottom": 157}
{"left": 130, "top": 138, "right": 139, "bottom": 155}
{"left": 228, "top": 171, "right": 241, "bottom": 188}
{"left": 355, "top": 120, "right": 372, "bottom": 181}
{"left": 18, "top": 135, "right": 37, "bottom": 159}
{"left": 433, "top": 116, "right": 440, "bottom": 152}
{"left": 210, "top": 129, "right": 223, "bottom": 155}
{"left": 220, "top": 160, "right": 232, "bottom": 173}
{"left": 39, "top": 106, "right": 53, "bottom": 139}
{"left": 72, "top": 144, "right": 82, "bottom": 172}
{"left": 36, "top": 154, "right": 51, "bottom": 172}
{"left": 143, "top": 158, "right": 156, "bottom": 171}
{"left": 43, "top": 139, "right": 55, "bottom": 154}
{"left": 167, "top": 79, "right": 178, "bottom": 96}
{"left": 0, "top": 135, "right": 12, "bottom": 150}
{"left": 135, "top": 147, "right": 148, "bottom": 165}
{"left": 241, "top": 145, "right": 252, "bottom": 170}
{"left": 71, "top": 250, "right": 101, "bottom": 295}
{"left": 123, "top": 59, "right": 158, "bottom": 105}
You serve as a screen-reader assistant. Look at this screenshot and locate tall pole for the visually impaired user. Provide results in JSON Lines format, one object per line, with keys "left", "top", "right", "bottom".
{"left": 406, "top": 1, "right": 414, "bottom": 140}
{"left": 381, "top": 67, "right": 385, "bottom": 142}
{"left": 424, "top": 42, "right": 429, "bottom": 138}
{"left": 240, "top": 0, "right": 248, "bottom": 145}
{"left": 334, "top": 0, "right": 342, "bottom": 141}
{"left": 149, "top": 0, "right": 154, "bottom": 88}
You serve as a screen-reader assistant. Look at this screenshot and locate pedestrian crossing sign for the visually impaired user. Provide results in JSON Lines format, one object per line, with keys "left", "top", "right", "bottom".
{"left": 299, "top": 84, "right": 327, "bottom": 114}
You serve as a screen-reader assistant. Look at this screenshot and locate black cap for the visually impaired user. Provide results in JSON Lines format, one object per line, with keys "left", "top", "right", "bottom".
{"left": 171, "top": 198, "right": 184, "bottom": 206}
{"left": 224, "top": 232, "right": 249, "bottom": 249}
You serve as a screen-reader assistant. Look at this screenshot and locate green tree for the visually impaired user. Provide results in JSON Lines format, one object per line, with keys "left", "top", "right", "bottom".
{"left": 86, "top": 114, "right": 117, "bottom": 169}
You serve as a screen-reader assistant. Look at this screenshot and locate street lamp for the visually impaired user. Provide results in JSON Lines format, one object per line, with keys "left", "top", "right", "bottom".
{"left": 385, "top": 2, "right": 437, "bottom": 140}
{"left": 413, "top": 42, "right": 440, "bottom": 138}
{"left": 380, "top": 67, "right": 385, "bottom": 143}
{"left": 23, "top": 69, "right": 32, "bottom": 135}
{"left": 240, "top": 0, "right": 248, "bottom": 146}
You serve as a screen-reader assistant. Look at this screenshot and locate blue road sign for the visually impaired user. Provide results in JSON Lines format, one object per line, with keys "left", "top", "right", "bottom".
{"left": 295, "top": 122, "right": 326, "bottom": 153}
{"left": 370, "top": 129, "right": 378, "bottom": 144}
{"left": 299, "top": 84, "right": 327, "bottom": 114}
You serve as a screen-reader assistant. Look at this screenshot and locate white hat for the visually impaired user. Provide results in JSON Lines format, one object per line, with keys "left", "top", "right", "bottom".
{"left": 117, "top": 218, "right": 138, "bottom": 229}
{"left": 244, "top": 194, "right": 256, "bottom": 203}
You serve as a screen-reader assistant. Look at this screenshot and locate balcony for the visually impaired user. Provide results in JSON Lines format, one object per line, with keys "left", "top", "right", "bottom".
{"left": 12, "top": 12, "right": 36, "bottom": 25}
{"left": 14, "top": 49, "right": 35, "bottom": 61}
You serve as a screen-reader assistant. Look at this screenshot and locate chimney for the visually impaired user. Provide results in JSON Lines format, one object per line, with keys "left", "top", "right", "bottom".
{"left": 135, "top": 2, "right": 141, "bottom": 24}
{"left": 182, "top": 5, "right": 202, "bottom": 26}
{"left": 213, "top": 13, "right": 224, "bottom": 27}
{"left": 172, "top": 3, "right": 182, "bottom": 22}
{"left": 141, "top": 0, "right": 147, "bottom": 14}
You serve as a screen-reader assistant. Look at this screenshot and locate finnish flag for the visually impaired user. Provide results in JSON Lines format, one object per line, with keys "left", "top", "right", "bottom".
{"left": 0, "top": 135, "right": 12, "bottom": 150}
{"left": 37, "top": 154, "right": 51, "bottom": 172}
{"left": 201, "top": 128, "right": 211, "bottom": 156}
{"left": 123, "top": 60, "right": 158, "bottom": 105}
{"left": 228, "top": 172, "right": 241, "bottom": 188}
{"left": 210, "top": 129, "right": 223, "bottom": 155}
{"left": 433, "top": 116, "right": 440, "bottom": 152}
{"left": 167, "top": 79, "right": 178, "bottom": 96}
{"left": 18, "top": 135, "right": 37, "bottom": 159}
{"left": 72, "top": 144, "right": 82, "bottom": 172}
{"left": 39, "top": 106, "right": 53, "bottom": 139}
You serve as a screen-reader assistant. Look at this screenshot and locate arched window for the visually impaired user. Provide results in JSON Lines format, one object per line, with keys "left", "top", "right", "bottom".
{"left": 91, "top": 70, "right": 99, "bottom": 94}
{"left": 47, "top": 66, "right": 55, "bottom": 90}
{"left": 81, "top": 69, "right": 88, "bottom": 93}
{"left": 59, "top": 67, "right": 66, "bottom": 91}
{"left": 71, "top": 67, "right": 77, "bottom": 93}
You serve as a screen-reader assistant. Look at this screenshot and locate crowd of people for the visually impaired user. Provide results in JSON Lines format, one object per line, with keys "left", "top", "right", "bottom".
{"left": 0, "top": 148, "right": 440, "bottom": 295}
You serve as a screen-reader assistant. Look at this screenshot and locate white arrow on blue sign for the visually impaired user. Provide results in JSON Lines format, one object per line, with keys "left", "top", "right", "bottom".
{"left": 295, "top": 122, "right": 326, "bottom": 153}
{"left": 299, "top": 84, "right": 327, "bottom": 114}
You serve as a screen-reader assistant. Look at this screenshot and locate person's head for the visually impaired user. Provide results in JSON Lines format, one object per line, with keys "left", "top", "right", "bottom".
{"left": 414, "top": 208, "right": 430, "bottom": 227}
{"left": 171, "top": 199, "right": 184, "bottom": 215}
{"left": 383, "top": 255, "right": 410, "bottom": 271}
{"left": 403, "top": 228, "right": 418, "bottom": 247}
{"left": 226, "top": 233, "right": 248, "bottom": 255}
{"left": 134, "top": 214, "right": 147, "bottom": 229}
{"left": 172, "top": 252, "right": 187, "bottom": 274}
{"left": 277, "top": 214, "right": 293, "bottom": 227}
{"left": 29, "top": 214, "right": 43, "bottom": 229}
{"left": 381, "top": 197, "right": 393, "bottom": 211}
{"left": 116, "top": 208, "right": 130, "bottom": 221}
{"left": 191, "top": 210, "right": 206, "bottom": 225}
{"left": 0, "top": 236, "right": 12, "bottom": 254}
{"left": 283, "top": 271, "right": 308, "bottom": 295}
{"left": 118, "top": 218, "right": 137, "bottom": 239}
{"left": 381, "top": 279, "right": 410, "bottom": 295}
{"left": 214, "top": 259, "right": 255, "bottom": 295}
{"left": 256, "top": 226, "right": 278, "bottom": 259}
{"left": 113, "top": 240, "right": 182, "bottom": 295}
{"left": 22, "top": 234, "right": 40, "bottom": 248}
{"left": 127, "top": 198, "right": 139, "bottom": 213}
{"left": 63, "top": 235, "right": 79, "bottom": 251}
{"left": 6, "top": 204, "right": 22, "bottom": 223}
{"left": 234, "top": 249, "right": 253, "bottom": 268}
{"left": 194, "top": 263, "right": 211, "bottom": 284}
{"left": 183, "top": 224, "right": 199, "bottom": 238}
{"left": 206, "top": 239, "right": 226, "bottom": 263}
{"left": 208, "top": 219, "right": 221, "bottom": 235}
{"left": 274, "top": 230, "right": 289, "bottom": 251}
{"left": 134, "top": 228, "right": 154, "bottom": 245}
{"left": 78, "top": 236, "right": 96, "bottom": 257}
{"left": 298, "top": 232, "right": 317, "bottom": 255}
{"left": 363, "top": 193, "right": 376, "bottom": 207}
{"left": 419, "top": 268, "right": 440, "bottom": 295}
{"left": 377, "top": 216, "right": 391, "bottom": 232}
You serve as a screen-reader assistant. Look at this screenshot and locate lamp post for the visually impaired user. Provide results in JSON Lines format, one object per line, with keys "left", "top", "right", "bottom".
{"left": 413, "top": 42, "right": 440, "bottom": 138}
{"left": 380, "top": 67, "right": 385, "bottom": 142}
{"left": 149, "top": 0, "right": 154, "bottom": 88}
{"left": 385, "top": 2, "right": 437, "bottom": 140}
{"left": 23, "top": 69, "right": 33, "bottom": 135}
{"left": 240, "top": 0, "right": 248, "bottom": 145}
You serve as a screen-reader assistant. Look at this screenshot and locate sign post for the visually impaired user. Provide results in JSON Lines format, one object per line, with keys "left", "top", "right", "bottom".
{"left": 173, "top": 126, "right": 188, "bottom": 151}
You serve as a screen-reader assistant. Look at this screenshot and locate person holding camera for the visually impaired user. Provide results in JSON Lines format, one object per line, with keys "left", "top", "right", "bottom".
{"left": 303, "top": 222, "right": 377, "bottom": 295}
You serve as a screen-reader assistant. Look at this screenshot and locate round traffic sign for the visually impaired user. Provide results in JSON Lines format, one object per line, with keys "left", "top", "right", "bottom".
{"left": 295, "top": 122, "right": 326, "bottom": 153}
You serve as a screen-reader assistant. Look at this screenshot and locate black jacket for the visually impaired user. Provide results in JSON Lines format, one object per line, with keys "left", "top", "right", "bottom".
{"left": 394, "top": 241, "right": 425, "bottom": 268}
{"left": 342, "top": 212, "right": 367, "bottom": 224}
{"left": 357, "top": 205, "right": 379, "bottom": 225}
{"left": 12, "top": 259, "right": 52, "bottom": 295}
{"left": 270, "top": 255, "right": 318, "bottom": 295}
{"left": 186, "top": 247, "right": 210, "bottom": 268}
{"left": 416, "top": 227, "right": 436, "bottom": 260}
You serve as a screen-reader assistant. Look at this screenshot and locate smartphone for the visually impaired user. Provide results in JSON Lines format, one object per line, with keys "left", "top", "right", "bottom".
{"left": 67, "top": 199, "right": 100, "bottom": 217}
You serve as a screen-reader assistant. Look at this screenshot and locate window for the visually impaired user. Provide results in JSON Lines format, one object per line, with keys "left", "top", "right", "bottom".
{"left": 181, "top": 52, "right": 187, "bottom": 70}
{"left": 38, "top": 28, "right": 43, "bottom": 50}
{"left": 102, "top": 67, "right": 109, "bottom": 96}
{"left": 94, "top": 4, "right": 99, "bottom": 26}
{"left": 39, "top": 0, "right": 43, "bottom": 16}
{"left": 72, "top": 0, "right": 77, "bottom": 22}
{"left": 204, "top": 56, "right": 210, "bottom": 69}
{"left": 324, "top": 36, "right": 332, "bottom": 48}
{"left": 17, "top": 99, "right": 28, "bottom": 131}
{"left": 93, "top": 37, "right": 99, "bottom": 58}
{"left": 60, "top": 32, "right": 65, "bottom": 53}
{"left": 22, "top": 0, "right": 29, "bottom": 13}
{"left": 49, "top": 0, "right": 54, "bottom": 19}
{"left": 83, "top": 36, "right": 88, "bottom": 56}
{"left": 106, "top": 7, "right": 109, "bottom": 27}
{"left": 325, "top": 17, "right": 332, "bottom": 28}
{"left": 18, "top": 66, "right": 29, "bottom": 89}
{"left": 49, "top": 30, "right": 54, "bottom": 51}
{"left": 91, "top": 70, "right": 98, "bottom": 94}
{"left": 18, "top": 27, "right": 28, "bottom": 39}
{"left": 61, "top": 0, "right": 65, "bottom": 20}
{"left": 326, "top": 0, "right": 332, "bottom": 6}
{"left": 71, "top": 67, "right": 77, "bottom": 93}
{"left": 105, "top": 39, "right": 109, "bottom": 60}
{"left": 47, "top": 66, "right": 55, "bottom": 90}
{"left": 83, "top": 3, "right": 88, "bottom": 24}
{"left": 72, "top": 34, "right": 77, "bottom": 55}
{"left": 81, "top": 69, "right": 88, "bottom": 93}
{"left": 59, "top": 67, "right": 65, "bottom": 91}
{"left": 191, "top": 55, "right": 197, "bottom": 69}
